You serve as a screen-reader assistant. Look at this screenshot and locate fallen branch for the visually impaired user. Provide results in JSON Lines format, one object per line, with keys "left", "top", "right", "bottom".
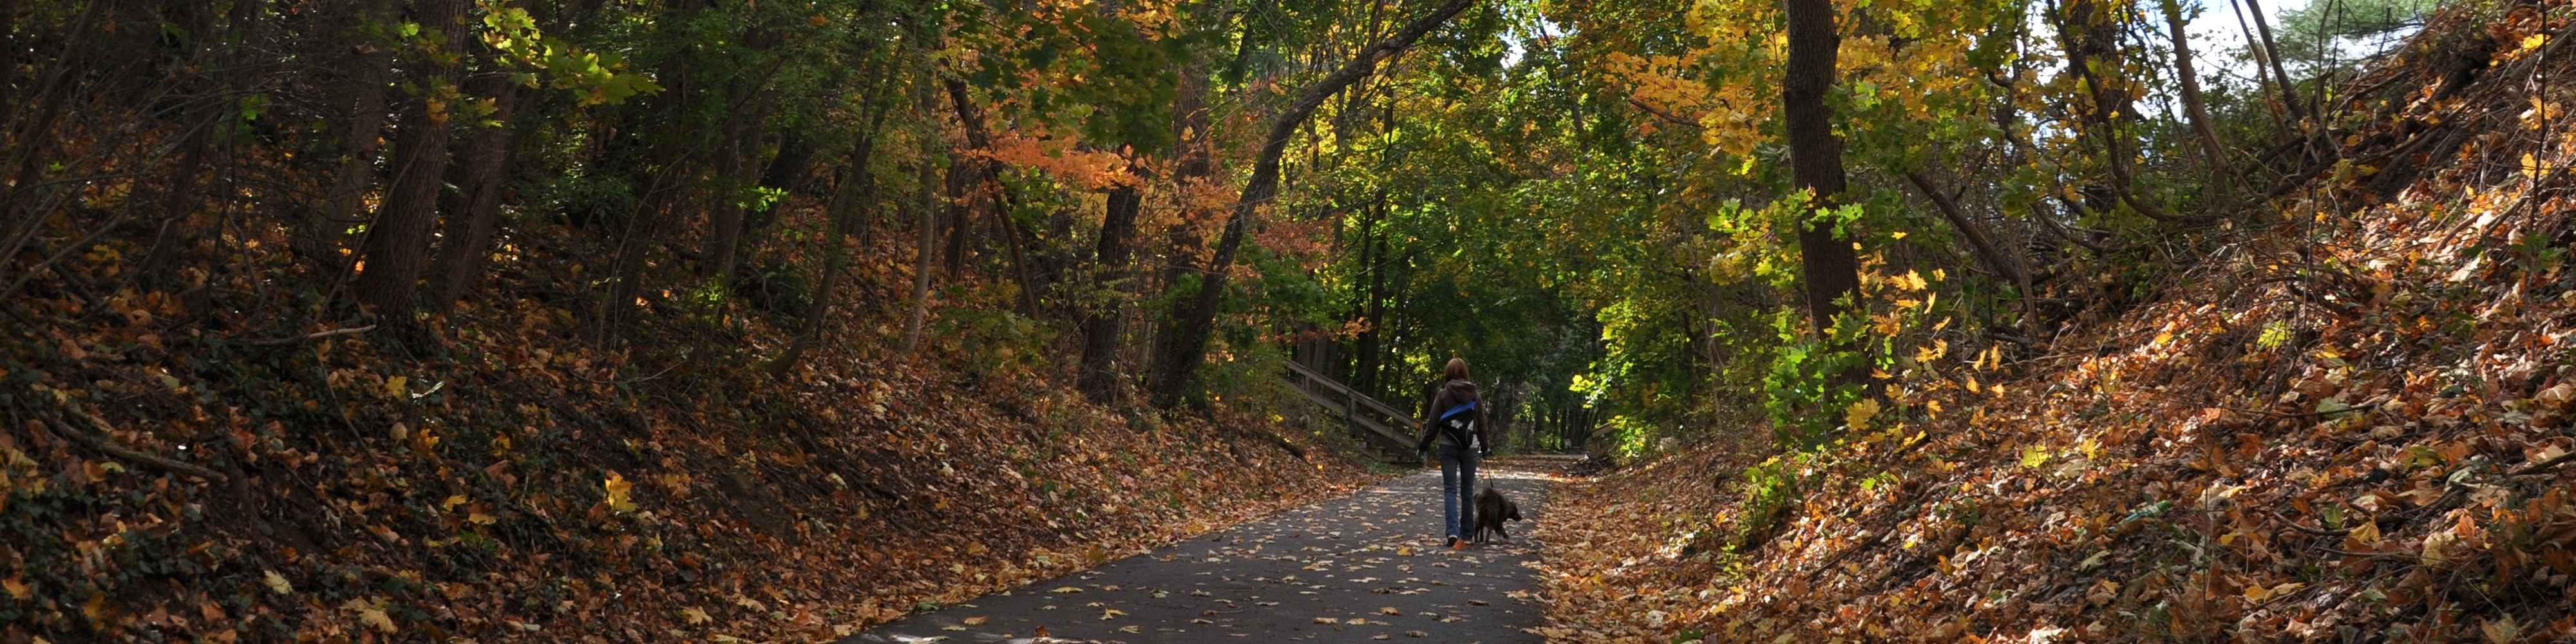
{"left": 2268, "top": 508, "right": 2349, "bottom": 536}
{"left": 2511, "top": 450, "right": 2576, "bottom": 477}
{"left": 43, "top": 411, "right": 229, "bottom": 483}
{"left": 247, "top": 325, "right": 376, "bottom": 346}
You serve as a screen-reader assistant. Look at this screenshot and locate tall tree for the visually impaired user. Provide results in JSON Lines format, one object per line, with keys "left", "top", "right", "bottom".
{"left": 2161, "top": 0, "right": 2228, "bottom": 176}
{"left": 771, "top": 61, "right": 896, "bottom": 377}
{"left": 1148, "top": 0, "right": 1480, "bottom": 408}
{"left": 354, "top": 0, "right": 470, "bottom": 315}
{"left": 1780, "top": 0, "right": 1862, "bottom": 340}
{"left": 1078, "top": 172, "right": 1144, "bottom": 403}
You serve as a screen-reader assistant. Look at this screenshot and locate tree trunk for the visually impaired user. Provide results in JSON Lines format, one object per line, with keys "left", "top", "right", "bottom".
{"left": 943, "top": 78, "right": 1044, "bottom": 316}
{"left": 706, "top": 126, "right": 750, "bottom": 283}
{"left": 740, "top": 129, "right": 813, "bottom": 250}
{"left": 1077, "top": 178, "right": 1144, "bottom": 403}
{"left": 941, "top": 152, "right": 971, "bottom": 276}
{"left": 2238, "top": 0, "right": 2305, "bottom": 122}
{"left": 1781, "top": 0, "right": 1862, "bottom": 343}
{"left": 901, "top": 152, "right": 938, "bottom": 356}
{"left": 315, "top": 0, "right": 393, "bottom": 272}
{"left": 2161, "top": 0, "right": 2227, "bottom": 176}
{"left": 354, "top": 0, "right": 467, "bottom": 316}
{"left": 1148, "top": 0, "right": 1478, "bottom": 408}
{"left": 429, "top": 78, "right": 521, "bottom": 313}
{"left": 1901, "top": 171, "right": 2037, "bottom": 339}
{"left": 0, "top": 0, "right": 17, "bottom": 115}
{"left": 770, "top": 75, "right": 893, "bottom": 377}
{"left": 2055, "top": 0, "right": 2181, "bottom": 222}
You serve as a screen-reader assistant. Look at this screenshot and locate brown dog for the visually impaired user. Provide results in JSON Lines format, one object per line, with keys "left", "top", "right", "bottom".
{"left": 1472, "top": 485, "right": 1522, "bottom": 543}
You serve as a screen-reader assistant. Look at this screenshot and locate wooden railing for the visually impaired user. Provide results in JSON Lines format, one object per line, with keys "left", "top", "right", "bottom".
{"left": 1281, "top": 361, "right": 1419, "bottom": 460}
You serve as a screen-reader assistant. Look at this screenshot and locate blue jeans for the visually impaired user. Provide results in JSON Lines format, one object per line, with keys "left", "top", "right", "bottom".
{"left": 1438, "top": 444, "right": 1479, "bottom": 540}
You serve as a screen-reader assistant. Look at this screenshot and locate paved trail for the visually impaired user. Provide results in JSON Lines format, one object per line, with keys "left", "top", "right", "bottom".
{"left": 848, "top": 466, "right": 1552, "bottom": 643}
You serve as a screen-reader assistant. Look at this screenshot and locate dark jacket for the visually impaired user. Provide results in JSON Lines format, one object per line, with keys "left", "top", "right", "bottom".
{"left": 1416, "top": 379, "right": 1489, "bottom": 452}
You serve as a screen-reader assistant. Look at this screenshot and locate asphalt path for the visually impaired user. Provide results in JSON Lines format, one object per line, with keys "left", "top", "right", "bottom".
{"left": 846, "top": 465, "right": 1552, "bottom": 643}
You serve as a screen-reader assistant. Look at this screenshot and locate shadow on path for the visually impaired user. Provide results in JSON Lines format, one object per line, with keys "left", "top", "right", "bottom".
{"left": 847, "top": 466, "right": 1552, "bottom": 643}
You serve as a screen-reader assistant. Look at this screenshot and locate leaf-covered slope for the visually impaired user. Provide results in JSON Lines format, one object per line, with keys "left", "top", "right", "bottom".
{"left": 1, "top": 218, "right": 1379, "bottom": 641}
{"left": 1538, "top": 4, "right": 2576, "bottom": 641}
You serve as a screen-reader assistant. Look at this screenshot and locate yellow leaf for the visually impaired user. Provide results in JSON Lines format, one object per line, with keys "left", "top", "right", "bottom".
{"left": 603, "top": 471, "right": 636, "bottom": 513}
{"left": 2521, "top": 33, "right": 2548, "bottom": 52}
{"left": 962, "top": 616, "right": 989, "bottom": 626}
{"left": 682, "top": 607, "right": 711, "bottom": 624}
{"left": 2245, "top": 582, "right": 2304, "bottom": 603}
{"left": 1050, "top": 586, "right": 1083, "bottom": 594}
{"left": 1845, "top": 399, "right": 1882, "bottom": 430}
{"left": 344, "top": 598, "right": 395, "bottom": 633}
{"left": 2019, "top": 444, "right": 2051, "bottom": 468}
{"left": 2, "top": 574, "right": 28, "bottom": 600}
{"left": 383, "top": 375, "right": 408, "bottom": 398}
{"left": 2345, "top": 520, "right": 2382, "bottom": 549}
{"left": 262, "top": 570, "right": 292, "bottom": 595}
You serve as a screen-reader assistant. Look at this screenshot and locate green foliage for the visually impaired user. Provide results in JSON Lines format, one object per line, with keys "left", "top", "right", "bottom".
{"left": 1760, "top": 315, "right": 1866, "bottom": 449}
{"left": 938, "top": 308, "right": 1054, "bottom": 379}
{"left": 1725, "top": 452, "right": 1811, "bottom": 551}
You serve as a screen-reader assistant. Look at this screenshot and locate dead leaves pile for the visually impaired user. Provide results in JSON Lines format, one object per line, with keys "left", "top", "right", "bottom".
{"left": 1539, "top": 5, "right": 2576, "bottom": 641}
{"left": 1, "top": 221, "right": 1381, "bottom": 641}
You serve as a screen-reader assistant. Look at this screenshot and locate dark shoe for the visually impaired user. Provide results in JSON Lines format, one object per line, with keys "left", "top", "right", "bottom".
{"left": 1445, "top": 536, "right": 1459, "bottom": 548}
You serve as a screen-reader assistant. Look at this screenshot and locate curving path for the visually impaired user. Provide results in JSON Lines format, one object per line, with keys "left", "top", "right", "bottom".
{"left": 846, "top": 465, "right": 1553, "bottom": 643}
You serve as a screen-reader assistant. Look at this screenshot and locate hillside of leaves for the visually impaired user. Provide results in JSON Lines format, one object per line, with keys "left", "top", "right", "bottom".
{"left": 1537, "top": 5, "right": 2576, "bottom": 641}
{"left": 1, "top": 184, "right": 1380, "bottom": 640}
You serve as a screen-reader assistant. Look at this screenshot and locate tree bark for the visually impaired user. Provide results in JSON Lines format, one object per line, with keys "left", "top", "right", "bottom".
{"left": 1077, "top": 177, "right": 1144, "bottom": 403}
{"left": 2161, "top": 0, "right": 2228, "bottom": 176}
{"left": 354, "top": 0, "right": 468, "bottom": 316}
{"left": 1781, "top": 0, "right": 1862, "bottom": 342}
{"left": 429, "top": 77, "right": 521, "bottom": 313}
{"left": 901, "top": 153, "right": 938, "bottom": 356}
{"left": 2238, "top": 0, "right": 2305, "bottom": 122}
{"left": 1147, "top": 0, "right": 1478, "bottom": 408}
{"left": 941, "top": 152, "right": 971, "bottom": 276}
{"left": 315, "top": 0, "right": 394, "bottom": 272}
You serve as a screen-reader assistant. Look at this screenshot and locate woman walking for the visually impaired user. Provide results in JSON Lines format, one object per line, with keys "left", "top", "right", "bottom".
{"left": 1416, "top": 357, "right": 1491, "bottom": 549}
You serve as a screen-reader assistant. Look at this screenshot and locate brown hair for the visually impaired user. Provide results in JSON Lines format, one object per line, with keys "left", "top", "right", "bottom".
{"left": 1443, "top": 357, "right": 1470, "bottom": 382}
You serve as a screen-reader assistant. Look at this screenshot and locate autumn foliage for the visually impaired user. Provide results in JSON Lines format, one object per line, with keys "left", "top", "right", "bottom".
{"left": 1537, "top": 3, "right": 2576, "bottom": 640}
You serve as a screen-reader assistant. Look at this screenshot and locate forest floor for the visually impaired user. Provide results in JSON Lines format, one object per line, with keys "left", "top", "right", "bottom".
{"left": 847, "top": 456, "right": 1578, "bottom": 643}
{"left": 1528, "top": 5, "right": 2576, "bottom": 641}
{"left": 1, "top": 225, "right": 1396, "bottom": 641}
